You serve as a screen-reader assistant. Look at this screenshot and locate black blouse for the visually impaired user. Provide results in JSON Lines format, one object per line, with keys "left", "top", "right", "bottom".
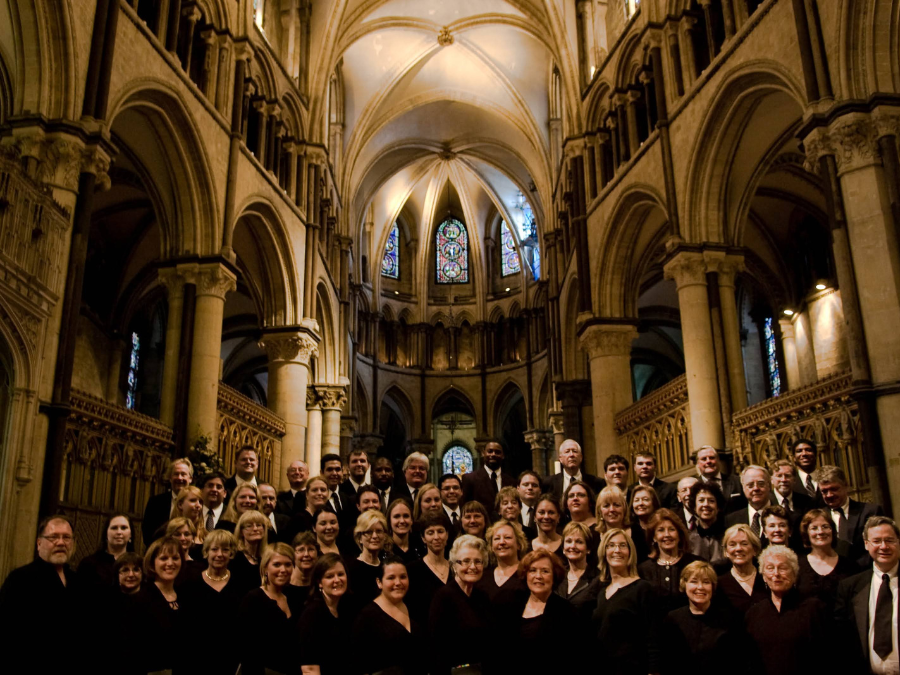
{"left": 638, "top": 553, "right": 700, "bottom": 616}
{"left": 229, "top": 552, "right": 261, "bottom": 597}
{"left": 347, "top": 558, "right": 382, "bottom": 605}
{"left": 77, "top": 550, "right": 117, "bottom": 590}
{"left": 715, "top": 570, "right": 768, "bottom": 617}
{"left": 475, "top": 565, "right": 525, "bottom": 603}
{"left": 505, "top": 592, "right": 578, "bottom": 672}
{"left": 406, "top": 559, "right": 448, "bottom": 625}
{"left": 592, "top": 579, "right": 660, "bottom": 675}
{"left": 297, "top": 596, "right": 354, "bottom": 674}
{"left": 556, "top": 566, "right": 600, "bottom": 627}
{"left": 129, "top": 583, "right": 186, "bottom": 673}
{"left": 180, "top": 575, "right": 246, "bottom": 674}
{"left": 351, "top": 601, "right": 427, "bottom": 675}
{"left": 630, "top": 523, "right": 652, "bottom": 564}
{"left": 795, "top": 554, "right": 859, "bottom": 609}
{"left": 238, "top": 587, "right": 304, "bottom": 675}
{"left": 660, "top": 604, "right": 749, "bottom": 675}
{"left": 428, "top": 580, "right": 492, "bottom": 675}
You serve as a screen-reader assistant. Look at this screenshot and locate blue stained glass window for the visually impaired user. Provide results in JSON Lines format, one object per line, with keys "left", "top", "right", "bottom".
{"left": 500, "top": 221, "right": 521, "bottom": 276}
{"left": 436, "top": 217, "right": 469, "bottom": 283}
{"left": 382, "top": 222, "right": 399, "bottom": 279}
{"left": 126, "top": 331, "right": 140, "bottom": 410}
{"left": 764, "top": 318, "right": 782, "bottom": 397}
{"left": 442, "top": 445, "right": 474, "bottom": 476}
{"left": 513, "top": 192, "right": 541, "bottom": 281}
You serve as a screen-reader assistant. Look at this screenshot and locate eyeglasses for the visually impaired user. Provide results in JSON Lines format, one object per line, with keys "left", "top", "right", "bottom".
{"left": 456, "top": 559, "right": 484, "bottom": 568}
{"left": 743, "top": 481, "right": 769, "bottom": 488}
{"left": 361, "top": 530, "right": 385, "bottom": 538}
{"left": 868, "top": 538, "right": 900, "bottom": 546}
{"left": 606, "top": 542, "right": 630, "bottom": 550}
{"left": 40, "top": 534, "right": 73, "bottom": 543}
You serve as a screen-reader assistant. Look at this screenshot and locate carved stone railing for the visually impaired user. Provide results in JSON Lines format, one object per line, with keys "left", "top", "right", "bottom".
{"left": 731, "top": 370, "right": 869, "bottom": 501}
{"left": 217, "top": 382, "right": 285, "bottom": 484}
{"left": 61, "top": 389, "right": 175, "bottom": 561}
{"left": 615, "top": 375, "right": 692, "bottom": 478}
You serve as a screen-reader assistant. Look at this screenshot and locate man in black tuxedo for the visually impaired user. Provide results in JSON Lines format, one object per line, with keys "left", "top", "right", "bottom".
{"left": 628, "top": 452, "right": 677, "bottom": 509}
{"left": 201, "top": 472, "right": 232, "bottom": 532}
{"left": 725, "top": 465, "right": 774, "bottom": 536}
{"left": 372, "top": 456, "right": 395, "bottom": 510}
{"left": 835, "top": 516, "right": 900, "bottom": 672}
{"left": 517, "top": 470, "right": 542, "bottom": 532}
{"left": 819, "top": 464, "right": 884, "bottom": 564}
{"left": 440, "top": 473, "right": 464, "bottom": 536}
{"left": 339, "top": 449, "right": 370, "bottom": 503}
{"left": 675, "top": 476, "right": 699, "bottom": 529}
{"left": 141, "top": 457, "right": 194, "bottom": 545}
{"left": 321, "top": 453, "right": 354, "bottom": 529}
{"left": 461, "top": 440, "right": 514, "bottom": 513}
{"left": 277, "top": 460, "right": 308, "bottom": 516}
{"left": 791, "top": 438, "right": 820, "bottom": 500}
{"left": 542, "top": 439, "right": 605, "bottom": 501}
{"left": 224, "top": 446, "right": 259, "bottom": 505}
{"left": 770, "top": 458, "right": 815, "bottom": 518}
{"left": 259, "top": 483, "right": 292, "bottom": 543}
{"left": 394, "top": 452, "right": 430, "bottom": 505}
{"left": 694, "top": 445, "right": 742, "bottom": 511}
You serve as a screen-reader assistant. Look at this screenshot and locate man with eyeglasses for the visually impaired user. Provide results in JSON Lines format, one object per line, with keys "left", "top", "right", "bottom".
{"left": 394, "top": 452, "right": 430, "bottom": 506}
{"left": 725, "top": 465, "right": 775, "bottom": 537}
{"left": 0, "top": 515, "right": 85, "bottom": 668}
{"left": 836, "top": 516, "right": 900, "bottom": 673}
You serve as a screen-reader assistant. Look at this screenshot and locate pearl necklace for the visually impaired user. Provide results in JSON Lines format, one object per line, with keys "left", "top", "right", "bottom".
{"left": 205, "top": 569, "right": 230, "bottom": 582}
{"left": 732, "top": 567, "right": 756, "bottom": 583}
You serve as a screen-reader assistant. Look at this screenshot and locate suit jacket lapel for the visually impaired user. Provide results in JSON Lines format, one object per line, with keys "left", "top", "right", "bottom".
{"left": 848, "top": 500, "right": 862, "bottom": 539}
{"left": 853, "top": 575, "right": 871, "bottom": 654}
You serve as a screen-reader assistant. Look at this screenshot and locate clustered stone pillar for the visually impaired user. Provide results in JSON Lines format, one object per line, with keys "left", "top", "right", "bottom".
{"left": 259, "top": 331, "right": 318, "bottom": 487}
{"left": 319, "top": 385, "right": 347, "bottom": 455}
{"left": 306, "top": 389, "right": 323, "bottom": 474}
{"left": 157, "top": 267, "right": 186, "bottom": 427}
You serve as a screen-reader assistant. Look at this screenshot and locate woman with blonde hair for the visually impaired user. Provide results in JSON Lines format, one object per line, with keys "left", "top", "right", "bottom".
{"left": 165, "top": 517, "right": 204, "bottom": 582}
{"left": 169, "top": 486, "right": 207, "bottom": 542}
{"left": 348, "top": 509, "right": 391, "bottom": 603}
{"left": 478, "top": 518, "right": 528, "bottom": 600}
{"left": 221, "top": 483, "right": 261, "bottom": 524}
{"left": 556, "top": 521, "right": 600, "bottom": 617}
{"left": 717, "top": 523, "right": 767, "bottom": 617}
{"left": 412, "top": 482, "right": 442, "bottom": 520}
{"left": 230, "top": 509, "right": 270, "bottom": 596}
{"left": 596, "top": 485, "right": 631, "bottom": 534}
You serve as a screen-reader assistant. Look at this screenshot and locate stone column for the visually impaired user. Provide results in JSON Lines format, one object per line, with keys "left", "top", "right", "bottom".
{"left": 577, "top": 0, "right": 596, "bottom": 86}
{"left": 186, "top": 262, "right": 236, "bottom": 451}
{"left": 260, "top": 331, "right": 318, "bottom": 486}
{"left": 200, "top": 29, "right": 219, "bottom": 100}
{"left": 664, "top": 250, "right": 724, "bottom": 450}
{"left": 716, "top": 258, "right": 748, "bottom": 411}
{"left": 106, "top": 337, "right": 125, "bottom": 405}
{"left": 157, "top": 266, "right": 187, "bottom": 427}
{"left": 180, "top": 6, "right": 202, "bottom": 73}
{"left": 318, "top": 385, "right": 347, "bottom": 456}
{"left": 579, "top": 322, "right": 637, "bottom": 467}
{"left": 792, "top": 309, "right": 818, "bottom": 386}
{"left": 524, "top": 429, "right": 551, "bottom": 475}
{"left": 305, "top": 389, "right": 323, "bottom": 472}
{"left": 779, "top": 318, "right": 801, "bottom": 391}
{"left": 626, "top": 90, "right": 641, "bottom": 152}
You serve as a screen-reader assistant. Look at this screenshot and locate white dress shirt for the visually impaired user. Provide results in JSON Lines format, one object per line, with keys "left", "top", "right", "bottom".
{"left": 443, "top": 504, "right": 461, "bottom": 523}
{"left": 797, "top": 468, "right": 817, "bottom": 493}
{"left": 235, "top": 474, "right": 258, "bottom": 488}
{"left": 268, "top": 512, "right": 279, "bottom": 533}
{"left": 521, "top": 504, "right": 534, "bottom": 528}
{"left": 484, "top": 465, "right": 502, "bottom": 491}
{"left": 202, "top": 503, "right": 224, "bottom": 528}
{"left": 831, "top": 502, "right": 851, "bottom": 532}
{"left": 869, "top": 563, "right": 899, "bottom": 674}
{"left": 563, "top": 470, "right": 583, "bottom": 494}
{"left": 774, "top": 491, "right": 793, "bottom": 512}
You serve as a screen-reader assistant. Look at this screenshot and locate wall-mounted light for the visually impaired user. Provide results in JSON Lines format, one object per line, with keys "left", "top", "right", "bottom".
{"left": 815, "top": 283, "right": 827, "bottom": 291}
{"left": 783, "top": 309, "right": 794, "bottom": 316}
{"left": 505, "top": 287, "right": 511, "bottom": 292}
{"left": 394, "top": 291, "right": 399, "bottom": 295}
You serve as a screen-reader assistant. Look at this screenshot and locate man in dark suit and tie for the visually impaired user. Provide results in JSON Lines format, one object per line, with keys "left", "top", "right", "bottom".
{"left": 223, "top": 446, "right": 259, "bottom": 506}
{"left": 461, "top": 440, "right": 514, "bottom": 513}
{"left": 142, "top": 458, "right": 194, "bottom": 545}
{"left": 259, "top": 483, "right": 293, "bottom": 543}
{"left": 835, "top": 516, "right": 899, "bottom": 673}
{"left": 276, "top": 460, "right": 308, "bottom": 516}
{"left": 321, "top": 453, "right": 353, "bottom": 528}
{"left": 725, "top": 465, "right": 774, "bottom": 536}
{"left": 694, "top": 445, "right": 742, "bottom": 511}
{"left": 791, "top": 438, "right": 820, "bottom": 500}
{"left": 372, "top": 456, "right": 395, "bottom": 510}
{"left": 517, "top": 470, "right": 542, "bottom": 533}
{"left": 770, "top": 458, "right": 815, "bottom": 518}
{"left": 819, "top": 464, "right": 884, "bottom": 564}
{"left": 628, "top": 452, "right": 677, "bottom": 509}
{"left": 339, "top": 449, "right": 370, "bottom": 502}
{"left": 439, "top": 473, "right": 464, "bottom": 536}
{"left": 542, "top": 439, "right": 605, "bottom": 501}
{"left": 394, "top": 452, "right": 430, "bottom": 505}
{"left": 675, "top": 476, "right": 699, "bottom": 529}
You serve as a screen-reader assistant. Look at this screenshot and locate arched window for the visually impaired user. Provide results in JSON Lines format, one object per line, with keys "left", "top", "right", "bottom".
{"left": 253, "top": 0, "right": 265, "bottom": 29}
{"left": 382, "top": 222, "right": 399, "bottom": 279}
{"left": 624, "top": 0, "right": 640, "bottom": 19}
{"left": 500, "top": 221, "right": 521, "bottom": 276}
{"left": 764, "top": 317, "right": 782, "bottom": 397}
{"left": 126, "top": 331, "right": 140, "bottom": 410}
{"left": 512, "top": 192, "right": 541, "bottom": 280}
{"left": 436, "top": 217, "right": 469, "bottom": 284}
{"left": 442, "top": 445, "right": 474, "bottom": 476}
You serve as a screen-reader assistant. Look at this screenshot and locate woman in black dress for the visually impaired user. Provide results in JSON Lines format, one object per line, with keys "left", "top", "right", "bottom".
{"left": 231, "top": 510, "right": 270, "bottom": 596}
{"left": 659, "top": 561, "right": 748, "bottom": 675}
{"left": 596, "top": 485, "right": 630, "bottom": 535}
{"left": 238, "top": 542, "right": 304, "bottom": 675}
{"left": 460, "top": 500, "right": 488, "bottom": 540}
{"left": 165, "top": 517, "right": 204, "bottom": 582}
{"left": 428, "top": 534, "right": 492, "bottom": 675}
{"left": 563, "top": 480, "right": 597, "bottom": 529}
{"left": 298, "top": 553, "right": 354, "bottom": 674}
{"left": 687, "top": 482, "right": 726, "bottom": 568}
{"left": 557, "top": 521, "right": 599, "bottom": 620}
{"left": 406, "top": 511, "right": 451, "bottom": 625}
{"left": 388, "top": 499, "right": 425, "bottom": 563}
{"left": 629, "top": 485, "right": 660, "bottom": 564}
{"left": 745, "top": 545, "right": 831, "bottom": 675}
{"left": 114, "top": 552, "right": 143, "bottom": 595}
{"left": 717, "top": 524, "right": 767, "bottom": 617}
{"left": 412, "top": 482, "right": 442, "bottom": 520}
{"left": 291, "top": 476, "right": 330, "bottom": 534}
{"left": 102, "top": 552, "right": 144, "bottom": 675}
{"left": 290, "top": 531, "right": 319, "bottom": 601}
{"left": 592, "top": 528, "right": 660, "bottom": 675}
{"left": 794, "top": 508, "right": 859, "bottom": 609}
{"left": 352, "top": 556, "right": 427, "bottom": 675}
{"left": 638, "top": 508, "right": 699, "bottom": 615}
{"left": 78, "top": 512, "right": 135, "bottom": 590}
{"left": 477, "top": 518, "right": 527, "bottom": 601}
{"left": 313, "top": 508, "right": 342, "bottom": 556}
{"left": 348, "top": 510, "right": 389, "bottom": 603}
{"left": 531, "top": 495, "right": 563, "bottom": 554}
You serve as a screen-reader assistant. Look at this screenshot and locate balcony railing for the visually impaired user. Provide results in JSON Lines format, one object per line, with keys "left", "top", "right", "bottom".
{"left": 614, "top": 374, "right": 692, "bottom": 479}
{"left": 731, "top": 370, "right": 869, "bottom": 501}
{"left": 217, "top": 382, "right": 285, "bottom": 485}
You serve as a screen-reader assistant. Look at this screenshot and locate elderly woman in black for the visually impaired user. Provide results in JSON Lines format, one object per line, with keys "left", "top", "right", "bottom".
{"left": 406, "top": 511, "right": 451, "bottom": 625}
{"left": 478, "top": 518, "right": 528, "bottom": 601}
{"left": 687, "top": 481, "right": 726, "bottom": 568}
{"left": 794, "top": 508, "right": 859, "bottom": 608}
{"left": 744, "top": 545, "right": 831, "bottom": 675}
{"left": 352, "top": 556, "right": 427, "bottom": 675}
{"left": 592, "top": 528, "right": 660, "bottom": 675}
{"left": 638, "top": 508, "right": 699, "bottom": 615}
{"left": 556, "top": 521, "right": 599, "bottom": 619}
{"left": 659, "top": 561, "right": 747, "bottom": 675}
{"left": 298, "top": 553, "right": 353, "bottom": 675}
{"left": 717, "top": 524, "right": 767, "bottom": 617}
{"left": 239, "top": 542, "right": 304, "bottom": 675}
{"left": 78, "top": 513, "right": 135, "bottom": 589}
{"left": 429, "top": 534, "right": 493, "bottom": 675}
{"left": 290, "top": 531, "right": 319, "bottom": 601}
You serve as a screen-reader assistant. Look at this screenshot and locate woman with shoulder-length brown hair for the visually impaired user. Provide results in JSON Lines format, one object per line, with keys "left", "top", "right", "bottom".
{"left": 638, "top": 508, "right": 700, "bottom": 615}
{"left": 629, "top": 484, "right": 660, "bottom": 563}
{"left": 557, "top": 521, "right": 600, "bottom": 618}
{"left": 794, "top": 508, "right": 859, "bottom": 608}
{"left": 221, "top": 483, "right": 261, "bottom": 524}
{"left": 717, "top": 524, "right": 767, "bottom": 617}
{"left": 477, "top": 518, "right": 528, "bottom": 601}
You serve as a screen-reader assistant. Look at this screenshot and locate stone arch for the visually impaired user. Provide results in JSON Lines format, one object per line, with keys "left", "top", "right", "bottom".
{"left": 231, "top": 199, "right": 300, "bottom": 326}
{"left": 107, "top": 82, "right": 220, "bottom": 256}
{"left": 0, "top": 46, "right": 12, "bottom": 124}
{"left": 492, "top": 379, "right": 525, "bottom": 436}
{"left": 431, "top": 386, "right": 476, "bottom": 422}
{"left": 682, "top": 63, "right": 806, "bottom": 245}
{"left": 354, "top": 374, "right": 370, "bottom": 434}
{"left": 315, "top": 282, "right": 339, "bottom": 382}
{"left": 585, "top": 81, "right": 614, "bottom": 133}
{"left": 839, "top": 0, "right": 900, "bottom": 99}
{"left": 380, "top": 384, "right": 416, "bottom": 444}
{"left": 559, "top": 273, "right": 588, "bottom": 380}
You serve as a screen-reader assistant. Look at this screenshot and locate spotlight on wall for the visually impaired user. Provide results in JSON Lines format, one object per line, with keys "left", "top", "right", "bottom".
{"left": 505, "top": 287, "right": 511, "bottom": 292}
{"left": 815, "top": 283, "right": 827, "bottom": 290}
{"left": 394, "top": 291, "right": 399, "bottom": 295}
{"left": 783, "top": 309, "right": 795, "bottom": 316}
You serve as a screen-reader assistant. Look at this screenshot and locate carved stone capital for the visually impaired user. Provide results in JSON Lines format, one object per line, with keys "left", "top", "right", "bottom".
{"left": 548, "top": 410, "right": 566, "bottom": 436}
{"left": 259, "top": 331, "right": 318, "bottom": 364}
{"left": 663, "top": 251, "right": 708, "bottom": 289}
{"left": 194, "top": 263, "right": 237, "bottom": 299}
{"left": 315, "top": 384, "right": 347, "bottom": 411}
{"left": 713, "top": 254, "right": 745, "bottom": 288}
{"left": 803, "top": 114, "right": 883, "bottom": 176}
{"left": 353, "top": 433, "right": 384, "bottom": 454}
{"left": 779, "top": 318, "right": 795, "bottom": 339}
{"left": 306, "top": 146, "right": 328, "bottom": 166}
{"left": 523, "top": 428, "right": 552, "bottom": 451}
{"left": 157, "top": 267, "right": 188, "bottom": 300}
{"left": 578, "top": 323, "right": 638, "bottom": 359}
{"left": 306, "top": 387, "right": 321, "bottom": 408}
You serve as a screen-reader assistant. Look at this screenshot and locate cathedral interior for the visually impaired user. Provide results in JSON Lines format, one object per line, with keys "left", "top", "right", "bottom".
{"left": 0, "top": 0, "right": 898, "bottom": 575}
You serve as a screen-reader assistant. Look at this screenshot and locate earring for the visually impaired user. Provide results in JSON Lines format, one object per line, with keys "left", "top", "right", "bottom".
{"left": 264, "top": 572, "right": 269, "bottom": 585}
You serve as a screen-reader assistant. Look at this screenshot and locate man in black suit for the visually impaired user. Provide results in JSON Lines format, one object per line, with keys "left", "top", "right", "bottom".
{"left": 321, "top": 453, "right": 354, "bottom": 529}
{"left": 338, "top": 449, "right": 370, "bottom": 502}
{"left": 200, "top": 472, "right": 232, "bottom": 532}
{"left": 628, "top": 452, "right": 677, "bottom": 509}
{"left": 277, "top": 460, "right": 308, "bottom": 516}
{"left": 791, "top": 438, "right": 820, "bottom": 500}
{"left": 461, "top": 440, "right": 514, "bottom": 513}
{"left": 439, "top": 473, "right": 464, "bottom": 536}
{"left": 675, "top": 476, "right": 699, "bottom": 529}
{"left": 372, "top": 456, "right": 395, "bottom": 510}
{"left": 141, "top": 457, "right": 193, "bottom": 545}
{"left": 517, "top": 470, "right": 542, "bottom": 531}
{"left": 394, "top": 452, "right": 430, "bottom": 505}
{"left": 224, "top": 446, "right": 259, "bottom": 505}
{"left": 694, "top": 445, "right": 742, "bottom": 511}
{"left": 725, "top": 465, "right": 774, "bottom": 536}
{"left": 258, "top": 483, "right": 292, "bottom": 543}
{"left": 770, "top": 458, "right": 815, "bottom": 518}
{"left": 819, "top": 464, "right": 884, "bottom": 563}
{"left": 835, "top": 516, "right": 899, "bottom": 672}
{"left": 542, "top": 439, "right": 605, "bottom": 501}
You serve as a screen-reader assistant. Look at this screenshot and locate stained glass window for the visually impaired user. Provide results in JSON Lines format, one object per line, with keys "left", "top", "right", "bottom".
{"left": 443, "top": 445, "right": 474, "bottom": 476}
{"left": 126, "top": 331, "right": 140, "bottom": 410}
{"left": 764, "top": 317, "right": 782, "bottom": 397}
{"left": 382, "top": 222, "right": 399, "bottom": 279}
{"left": 513, "top": 192, "right": 541, "bottom": 281}
{"left": 500, "top": 221, "right": 521, "bottom": 276}
{"left": 436, "top": 217, "right": 469, "bottom": 283}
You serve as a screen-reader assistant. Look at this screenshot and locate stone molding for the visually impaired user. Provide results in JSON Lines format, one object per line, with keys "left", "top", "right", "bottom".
{"left": 578, "top": 323, "right": 638, "bottom": 359}
{"left": 194, "top": 262, "right": 237, "bottom": 299}
{"left": 308, "top": 383, "right": 347, "bottom": 411}
{"left": 259, "top": 331, "right": 319, "bottom": 364}
{"left": 803, "top": 109, "right": 900, "bottom": 176}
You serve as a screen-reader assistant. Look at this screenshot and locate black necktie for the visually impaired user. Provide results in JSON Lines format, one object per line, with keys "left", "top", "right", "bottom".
{"left": 379, "top": 490, "right": 387, "bottom": 509}
{"left": 805, "top": 474, "right": 815, "bottom": 497}
{"left": 205, "top": 509, "right": 215, "bottom": 531}
{"left": 411, "top": 488, "right": 418, "bottom": 503}
{"left": 452, "top": 512, "right": 459, "bottom": 527}
{"left": 491, "top": 471, "right": 499, "bottom": 494}
{"left": 837, "top": 509, "right": 850, "bottom": 542}
{"left": 874, "top": 574, "right": 894, "bottom": 659}
{"left": 523, "top": 507, "right": 530, "bottom": 528}
{"left": 751, "top": 512, "right": 761, "bottom": 537}
{"left": 332, "top": 493, "right": 342, "bottom": 514}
